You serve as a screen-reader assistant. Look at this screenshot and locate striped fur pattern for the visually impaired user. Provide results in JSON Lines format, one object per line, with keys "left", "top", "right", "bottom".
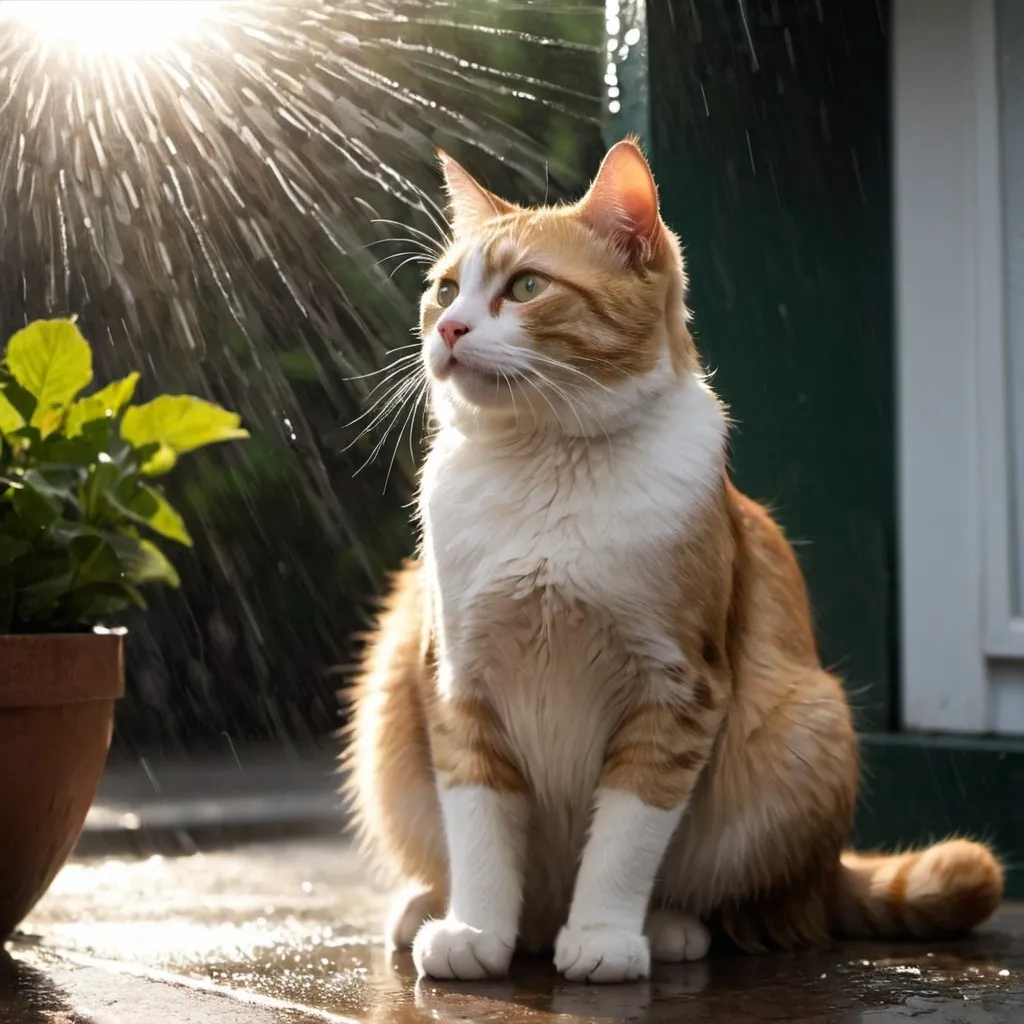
{"left": 342, "top": 139, "right": 1003, "bottom": 983}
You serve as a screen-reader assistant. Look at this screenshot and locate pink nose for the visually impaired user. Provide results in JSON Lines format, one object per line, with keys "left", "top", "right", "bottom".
{"left": 438, "top": 319, "right": 470, "bottom": 349}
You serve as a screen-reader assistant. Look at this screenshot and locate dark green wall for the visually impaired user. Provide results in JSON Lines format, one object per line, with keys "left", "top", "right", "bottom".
{"left": 857, "top": 735, "right": 1024, "bottom": 898}
{"left": 611, "top": 0, "right": 1024, "bottom": 898}
{"left": 625, "top": 0, "right": 896, "bottom": 731}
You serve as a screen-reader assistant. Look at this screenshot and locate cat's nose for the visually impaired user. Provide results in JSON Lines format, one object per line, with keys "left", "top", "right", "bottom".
{"left": 438, "top": 319, "right": 470, "bottom": 349}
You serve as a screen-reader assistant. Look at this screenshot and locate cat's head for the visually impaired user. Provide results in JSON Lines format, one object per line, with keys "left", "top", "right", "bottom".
{"left": 420, "top": 138, "right": 697, "bottom": 436}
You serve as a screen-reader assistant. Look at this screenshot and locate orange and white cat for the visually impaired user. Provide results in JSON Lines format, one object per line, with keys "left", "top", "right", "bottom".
{"left": 343, "top": 139, "right": 1002, "bottom": 984}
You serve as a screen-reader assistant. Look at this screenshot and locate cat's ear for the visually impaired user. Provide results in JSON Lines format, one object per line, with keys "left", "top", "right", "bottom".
{"left": 577, "top": 137, "right": 662, "bottom": 263}
{"left": 438, "top": 151, "right": 518, "bottom": 233}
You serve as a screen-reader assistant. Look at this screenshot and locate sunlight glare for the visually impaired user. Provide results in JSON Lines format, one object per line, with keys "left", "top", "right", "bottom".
{"left": 2, "top": 0, "right": 219, "bottom": 55}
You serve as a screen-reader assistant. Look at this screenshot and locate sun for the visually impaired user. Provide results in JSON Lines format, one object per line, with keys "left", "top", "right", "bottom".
{"left": 1, "top": 0, "right": 220, "bottom": 55}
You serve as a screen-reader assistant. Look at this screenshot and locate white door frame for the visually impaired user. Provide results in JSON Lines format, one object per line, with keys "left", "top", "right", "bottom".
{"left": 896, "top": 0, "right": 1024, "bottom": 734}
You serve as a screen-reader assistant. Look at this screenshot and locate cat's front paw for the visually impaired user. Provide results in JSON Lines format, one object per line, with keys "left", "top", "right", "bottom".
{"left": 554, "top": 924, "right": 650, "bottom": 983}
{"left": 413, "top": 918, "right": 514, "bottom": 980}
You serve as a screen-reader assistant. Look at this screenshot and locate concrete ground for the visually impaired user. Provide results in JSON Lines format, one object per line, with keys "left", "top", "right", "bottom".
{"left": 2, "top": 754, "right": 1023, "bottom": 1023}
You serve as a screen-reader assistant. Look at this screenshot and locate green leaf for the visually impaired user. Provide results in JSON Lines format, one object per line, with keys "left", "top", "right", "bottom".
{"left": 136, "top": 441, "right": 177, "bottom": 477}
{"left": 37, "top": 406, "right": 65, "bottom": 438}
{"left": 1, "top": 380, "right": 38, "bottom": 424}
{"left": 48, "top": 519, "right": 101, "bottom": 547}
{"left": 5, "top": 319, "right": 94, "bottom": 431}
{"left": 0, "top": 389, "right": 24, "bottom": 435}
{"left": 69, "top": 534, "right": 122, "bottom": 586}
{"left": 118, "top": 535, "right": 180, "bottom": 588}
{"left": 8, "top": 425, "right": 41, "bottom": 449}
{"left": 22, "top": 468, "right": 79, "bottom": 512}
{"left": 39, "top": 433, "right": 103, "bottom": 467}
{"left": 80, "top": 457, "right": 122, "bottom": 522}
{"left": 12, "top": 480, "right": 61, "bottom": 530}
{"left": 125, "top": 485, "right": 193, "bottom": 546}
{"left": 21, "top": 567, "right": 76, "bottom": 604}
{"left": 65, "top": 372, "right": 141, "bottom": 438}
{"left": 41, "top": 417, "right": 117, "bottom": 469}
{"left": 67, "top": 581, "right": 147, "bottom": 621}
{"left": 120, "top": 395, "right": 249, "bottom": 461}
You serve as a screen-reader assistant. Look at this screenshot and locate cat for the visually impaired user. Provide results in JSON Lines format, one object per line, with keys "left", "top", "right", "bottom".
{"left": 342, "top": 138, "right": 1003, "bottom": 984}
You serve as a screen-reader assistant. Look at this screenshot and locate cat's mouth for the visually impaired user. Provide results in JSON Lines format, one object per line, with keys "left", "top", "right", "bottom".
{"left": 437, "top": 357, "right": 532, "bottom": 392}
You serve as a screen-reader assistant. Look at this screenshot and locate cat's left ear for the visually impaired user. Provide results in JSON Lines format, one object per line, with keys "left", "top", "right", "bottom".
{"left": 438, "top": 151, "right": 518, "bottom": 234}
{"left": 577, "top": 137, "right": 662, "bottom": 264}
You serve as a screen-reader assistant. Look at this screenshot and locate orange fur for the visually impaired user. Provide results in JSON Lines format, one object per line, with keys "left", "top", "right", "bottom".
{"left": 342, "top": 140, "right": 1002, "bottom": 960}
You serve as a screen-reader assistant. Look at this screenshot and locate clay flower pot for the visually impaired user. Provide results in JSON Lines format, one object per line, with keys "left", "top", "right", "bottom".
{"left": 0, "top": 631, "right": 124, "bottom": 939}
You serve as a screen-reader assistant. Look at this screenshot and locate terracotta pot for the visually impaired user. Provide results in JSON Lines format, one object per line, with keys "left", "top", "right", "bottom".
{"left": 0, "top": 631, "right": 124, "bottom": 939}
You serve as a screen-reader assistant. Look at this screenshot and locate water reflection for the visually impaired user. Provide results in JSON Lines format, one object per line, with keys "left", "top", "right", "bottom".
{"left": 5, "top": 841, "right": 1020, "bottom": 1023}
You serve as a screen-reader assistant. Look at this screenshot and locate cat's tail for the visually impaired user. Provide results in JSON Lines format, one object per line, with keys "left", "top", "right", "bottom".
{"left": 831, "top": 839, "right": 1003, "bottom": 939}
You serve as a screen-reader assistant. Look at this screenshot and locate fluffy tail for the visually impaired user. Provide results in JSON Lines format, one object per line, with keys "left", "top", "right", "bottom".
{"left": 832, "top": 839, "right": 1003, "bottom": 939}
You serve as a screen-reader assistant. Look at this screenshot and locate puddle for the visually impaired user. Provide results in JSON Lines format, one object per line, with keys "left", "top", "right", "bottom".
{"left": 4, "top": 839, "right": 1022, "bottom": 1022}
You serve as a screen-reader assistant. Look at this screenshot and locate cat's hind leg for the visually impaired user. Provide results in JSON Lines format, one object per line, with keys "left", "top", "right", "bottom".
{"left": 646, "top": 909, "right": 711, "bottom": 962}
{"left": 386, "top": 885, "right": 447, "bottom": 953}
{"left": 659, "top": 665, "right": 858, "bottom": 951}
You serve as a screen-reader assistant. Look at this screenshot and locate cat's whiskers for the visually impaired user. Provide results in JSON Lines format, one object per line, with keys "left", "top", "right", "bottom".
{"left": 538, "top": 369, "right": 619, "bottom": 454}
{"left": 368, "top": 216, "right": 448, "bottom": 253}
{"left": 343, "top": 365, "right": 424, "bottom": 425}
{"left": 341, "top": 358, "right": 425, "bottom": 437}
{"left": 414, "top": 200, "right": 455, "bottom": 248}
{"left": 369, "top": 249, "right": 435, "bottom": 278}
{"left": 349, "top": 381, "right": 420, "bottom": 453}
{"left": 371, "top": 216, "right": 450, "bottom": 255}
{"left": 520, "top": 372, "right": 571, "bottom": 434}
{"left": 526, "top": 351, "right": 617, "bottom": 396}
{"left": 342, "top": 349, "right": 421, "bottom": 385}
{"left": 361, "top": 361, "right": 426, "bottom": 414}
{"left": 370, "top": 250, "right": 432, "bottom": 272}
{"left": 382, "top": 376, "right": 429, "bottom": 492}
{"left": 355, "top": 368, "right": 429, "bottom": 477}
{"left": 499, "top": 370, "right": 521, "bottom": 429}
{"left": 525, "top": 366, "right": 593, "bottom": 439}
{"left": 388, "top": 254, "right": 435, "bottom": 279}
{"left": 365, "top": 236, "right": 439, "bottom": 256}
{"left": 345, "top": 360, "right": 426, "bottom": 443}
{"left": 371, "top": 367, "right": 427, "bottom": 424}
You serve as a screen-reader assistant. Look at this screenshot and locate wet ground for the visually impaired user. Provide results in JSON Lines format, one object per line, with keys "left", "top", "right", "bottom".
{"left": 1, "top": 755, "right": 1022, "bottom": 1023}
{"left": 0, "top": 836, "right": 1021, "bottom": 1024}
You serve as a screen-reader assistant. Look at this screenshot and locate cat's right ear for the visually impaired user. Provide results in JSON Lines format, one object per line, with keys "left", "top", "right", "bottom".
{"left": 577, "top": 137, "right": 663, "bottom": 264}
{"left": 437, "top": 151, "right": 518, "bottom": 234}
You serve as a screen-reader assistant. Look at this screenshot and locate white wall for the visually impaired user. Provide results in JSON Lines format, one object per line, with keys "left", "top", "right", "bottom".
{"left": 896, "top": 0, "right": 1024, "bottom": 735}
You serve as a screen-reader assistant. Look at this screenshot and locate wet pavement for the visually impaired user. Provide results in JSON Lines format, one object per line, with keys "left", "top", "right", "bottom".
{"left": 2, "top": 835, "right": 1023, "bottom": 1024}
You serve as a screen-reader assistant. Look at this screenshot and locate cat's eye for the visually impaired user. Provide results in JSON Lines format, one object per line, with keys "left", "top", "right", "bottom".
{"left": 508, "top": 273, "right": 550, "bottom": 303}
{"left": 436, "top": 279, "right": 459, "bottom": 308}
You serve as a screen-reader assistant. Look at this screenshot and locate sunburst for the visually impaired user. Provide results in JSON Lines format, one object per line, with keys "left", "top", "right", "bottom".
{"left": 1, "top": 1, "right": 219, "bottom": 55}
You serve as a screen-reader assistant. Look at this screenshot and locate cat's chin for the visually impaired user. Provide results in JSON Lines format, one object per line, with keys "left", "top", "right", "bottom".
{"left": 440, "top": 361, "right": 526, "bottom": 408}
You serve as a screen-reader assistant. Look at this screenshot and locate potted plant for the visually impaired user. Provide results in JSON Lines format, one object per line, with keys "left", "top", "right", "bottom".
{"left": 0, "top": 318, "right": 248, "bottom": 939}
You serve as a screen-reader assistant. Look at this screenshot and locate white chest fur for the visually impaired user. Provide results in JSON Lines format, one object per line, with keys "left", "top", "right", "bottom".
{"left": 421, "top": 372, "right": 726, "bottom": 682}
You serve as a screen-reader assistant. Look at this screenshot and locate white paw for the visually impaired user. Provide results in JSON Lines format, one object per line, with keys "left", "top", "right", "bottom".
{"left": 412, "top": 918, "right": 514, "bottom": 980}
{"left": 386, "top": 886, "right": 443, "bottom": 952}
{"left": 646, "top": 909, "right": 711, "bottom": 962}
{"left": 554, "top": 924, "right": 651, "bottom": 983}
